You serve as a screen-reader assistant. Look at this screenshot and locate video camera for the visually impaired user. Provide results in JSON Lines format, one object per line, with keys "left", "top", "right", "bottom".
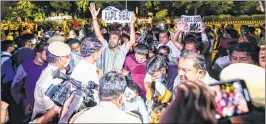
{"left": 45, "top": 69, "right": 98, "bottom": 110}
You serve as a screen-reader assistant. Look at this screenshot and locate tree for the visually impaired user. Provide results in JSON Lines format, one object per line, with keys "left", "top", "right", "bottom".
{"left": 50, "top": 1, "right": 72, "bottom": 14}
{"left": 16, "top": 1, "right": 37, "bottom": 18}
{"left": 76, "top": 1, "right": 89, "bottom": 18}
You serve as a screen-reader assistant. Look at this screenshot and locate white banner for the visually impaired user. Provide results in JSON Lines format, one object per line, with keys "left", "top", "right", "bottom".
{"left": 178, "top": 15, "right": 203, "bottom": 33}
{"left": 102, "top": 6, "right": 133, "bottom": 23}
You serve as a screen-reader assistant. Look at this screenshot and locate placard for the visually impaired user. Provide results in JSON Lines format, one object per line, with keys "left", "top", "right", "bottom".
{"left": 102, "top": 6, "right": 134, "bottom": 23}
{"left": 178, "top": 15, "right": 203, "bottom": 33}
{"left": 124, "top": 87, "right": 136, "bottom": 101}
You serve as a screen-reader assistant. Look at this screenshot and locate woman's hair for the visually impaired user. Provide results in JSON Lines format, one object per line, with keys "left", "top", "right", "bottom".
{"left": 159, "top": 80, "right": 217, "bottom": 123}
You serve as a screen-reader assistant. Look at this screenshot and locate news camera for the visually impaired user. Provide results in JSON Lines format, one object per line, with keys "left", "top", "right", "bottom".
{"left": 45, "top": 69, "right": 98, "bottom": 111}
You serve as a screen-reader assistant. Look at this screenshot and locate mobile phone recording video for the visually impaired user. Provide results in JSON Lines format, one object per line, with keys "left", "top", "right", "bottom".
{"left": 209, "top": 80, "right": 252, "bottom": 119}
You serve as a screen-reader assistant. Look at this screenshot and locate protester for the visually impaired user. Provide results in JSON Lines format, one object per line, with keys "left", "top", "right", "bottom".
{"left": 121, "top": 82, "right": 149, "bottom": 123}
{"left": 144, "top": 55, "right": 172, "bottom": 106}
{"left": 11, "top": 42, "right": 48, "bottom": 115}
{"left": 71, "top": 71, "right": 142, "bottom": 123}
{"left": 229, "top": 42, "right": 259, "bottom": 65}
{"left": 66, "top": 38, "right": 82, "bottom": 74}
{"left": 31, "top": 41, "right": 71, "bottom": 120}
{"left": 123, "top": 44, "right": 148, "bottom": 97}
{"left": 70, "top": 36, "right": 103, "bottom": 102}
{"left": 89, "top": 2, "right": 136, "bottom": 74}
{"left": 1, "top": 40, "right": 15, "bottom": 103}
{"left": 173, "top": 50, "right": 217, "bottom": 92}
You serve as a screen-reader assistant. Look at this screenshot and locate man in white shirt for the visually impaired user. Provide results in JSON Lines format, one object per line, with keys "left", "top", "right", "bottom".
{"left": 173, "top": 50, "right": 218, "bottom": 91}
{"left": 157, "top": 30, "right": 181, "bottom": 61}
{"left": 72, "top": 71, "right": 142, "bottom": 123}
{"left": 32, "top": 42, "right": 71, "bottom": 120}
{"left": 71, "top": 36, "right": 103, "bottom": 102}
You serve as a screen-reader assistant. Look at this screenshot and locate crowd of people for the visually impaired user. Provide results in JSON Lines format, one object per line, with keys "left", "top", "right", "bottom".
{"left": 1, "top": 2, "right": 265, "bottom": 124}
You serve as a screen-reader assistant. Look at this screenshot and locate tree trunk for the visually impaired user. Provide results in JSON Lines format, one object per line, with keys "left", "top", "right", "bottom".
{"left": 194, "top": 6, "right": 198, "bottom": 15}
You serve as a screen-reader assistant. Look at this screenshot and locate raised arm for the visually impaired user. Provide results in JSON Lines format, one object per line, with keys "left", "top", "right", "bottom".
{"left": 172, "top": 21, "right": 186, "bottom": 51}
{"left": 89, "top": 2, "right": 105, "bottom": 41}
{"left": 125, "top": 14, "right": 137, "bottom": 51}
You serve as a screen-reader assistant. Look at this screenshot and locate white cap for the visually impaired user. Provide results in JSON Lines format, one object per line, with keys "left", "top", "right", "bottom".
{"left": 48, "top": 42, "right": 71, "bottom": 56}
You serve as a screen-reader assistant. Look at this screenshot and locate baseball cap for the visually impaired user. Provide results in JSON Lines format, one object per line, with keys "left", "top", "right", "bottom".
{"left": 48, "top": 41, "right": 71, "bottom": 56}
{"left": 220, "top": 63, "right": 265, "bottom": 105}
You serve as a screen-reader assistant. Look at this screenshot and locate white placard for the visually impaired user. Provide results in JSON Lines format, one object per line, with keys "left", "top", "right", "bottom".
{"left": 124, "top": 87, "right": 136, "bottom": 101}
{"left": 102, "top": 6, "right": 133, "bottom": 23}
{"left": 178, "top": 15, "right": 203, "bottom": 33}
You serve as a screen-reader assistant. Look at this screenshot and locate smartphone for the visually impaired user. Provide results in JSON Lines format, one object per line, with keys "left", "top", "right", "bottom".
{"left": 209, "top": 80, "right": 252, "bottom": 119}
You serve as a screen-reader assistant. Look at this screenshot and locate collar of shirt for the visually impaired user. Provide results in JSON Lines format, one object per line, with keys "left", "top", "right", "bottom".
{"left": 1, "top": 51, "right": 12, "bottom": 56}
{"left": 98, "top": 101, "right": 119, "bottom": 109}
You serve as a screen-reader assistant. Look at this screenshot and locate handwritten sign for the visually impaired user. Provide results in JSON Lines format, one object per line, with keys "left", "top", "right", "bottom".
{"left": 178, "top": 15, "right": 203, "bottom": 33}
{"left": 124, "top": 87, "right": 136, "bottom": 101}
{"left": 102, "top": 6, "right": 133, "bottom": 23}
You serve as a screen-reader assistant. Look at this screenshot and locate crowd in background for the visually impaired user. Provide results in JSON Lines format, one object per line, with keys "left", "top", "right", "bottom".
{"left": 1, "top": 2, "right": 265, "bottom": 124}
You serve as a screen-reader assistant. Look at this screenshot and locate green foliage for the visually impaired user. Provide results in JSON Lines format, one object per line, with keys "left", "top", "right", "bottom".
{"left": 50, "top": 1, "right": 72, "bottom": 13}
{"left": 95, "top": 1, "right": 120, "bottom": 9}
{"left": 155, "top": 9, "right": 168, "bottom": 18}
{"left": 76, "top": 1, "right": 89, "bottom": 18}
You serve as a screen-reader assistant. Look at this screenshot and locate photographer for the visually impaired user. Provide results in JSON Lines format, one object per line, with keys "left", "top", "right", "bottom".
{"left": 31, "top": 42, "right": 71, "bottom": 120}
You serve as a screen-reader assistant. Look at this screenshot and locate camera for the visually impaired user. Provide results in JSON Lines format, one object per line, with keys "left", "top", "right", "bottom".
{"left": 45, "top": 69, "right": 98, "bottom": 109}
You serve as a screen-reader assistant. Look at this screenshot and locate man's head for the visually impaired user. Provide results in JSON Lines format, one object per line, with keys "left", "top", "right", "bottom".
{"left": 229, "top": 42, "right": 259, "bottom": 64}
{"left": 99, "top": 71, "right": 127, "bottom": 108}
{"left": 46, "top": 42, "right": 71, "bottom": 69}
{"left": 109, "top": 31, "right": 121, "bottom": 48}
{"left": 159, "top": 30, "right": 170, "bottom": 45}
{"left": 134, "top": 44, "right": 148, "bottom": 63}
{"left": 68, "top": 29, "right": 79, "bottom": 38}
{"left": 183, "top": 35, "right": 203, "bottom": 55}
{"left": 21, "top": 34, "right": 37, "bottom": 48}
{"left": 121, "top": 33, "right": 130, "bottom": 44}
{"left": 240, "top": 25, "right": 249, "bottom": 36}
{"left": 146, "top": 55, "right": 168, "bottom": 80}
{"left": 158, "top": 45, "right": 170, "bottom": 56}
{"left": 34, "top": 42, "right": 48, "bottom": 63}
{"left": 66, "top": 38, "right": 81, "bottom": 53}
{"left": 178, "top": 50, "right": 207, "bottom": 84}
{"left": 1, "top": 40, "right": 14, "bottom": 53}
{"left": 225, "top": 28, "right": 238, "bottom": 39}
{"left": 81, "top": 36, "right": 103, "bottom": 62}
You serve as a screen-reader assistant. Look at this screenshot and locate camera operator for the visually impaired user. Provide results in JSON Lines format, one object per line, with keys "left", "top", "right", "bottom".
{"left": 70, "top": 36, "right": 103, "bottom": 102}
{"left": 70, "top": 71, "right": 142, "bottom": 123}
{"left": 31, "top": 42, "right": 71, "bottom": 120}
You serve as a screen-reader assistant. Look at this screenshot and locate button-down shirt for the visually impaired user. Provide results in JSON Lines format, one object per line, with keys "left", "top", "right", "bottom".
{"left": 32, "top": 65, "right": 65, "bottom": 120}
{"left": 157, "top": 40, "right": 181, "bottom": 60}
{"left": 72, "top": 101, "right": 142, "bottom": 123}
{"left": 121, "top": 96, "right": 149, "bottom": 123}
{"left": 101, "top": 40, "right": 128, "bottom": 74}
{"left": 1, "top": 52, "right": 15, "bottom": 83}
{"left": 11, "top": 60, "right": 48, "bottom": 108}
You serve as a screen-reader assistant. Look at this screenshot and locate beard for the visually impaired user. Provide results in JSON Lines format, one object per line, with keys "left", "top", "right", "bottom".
{"left": 109, "top": 41, "right": 119, "bottom": 48}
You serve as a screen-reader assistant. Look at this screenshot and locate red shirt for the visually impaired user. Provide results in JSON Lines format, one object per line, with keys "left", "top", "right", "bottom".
{"left": 124, "top": 54, "right": 147, "bottom": 97}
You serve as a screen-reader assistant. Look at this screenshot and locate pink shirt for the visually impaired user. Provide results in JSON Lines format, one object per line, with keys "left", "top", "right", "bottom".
{"left": 124, "top": 54, "right": 147, "bottom": 97}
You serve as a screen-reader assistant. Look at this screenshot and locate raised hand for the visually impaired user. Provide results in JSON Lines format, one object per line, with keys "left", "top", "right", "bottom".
{"left": 130, "top": 13, "right": 137, "bottom": 25}
{"left": 176, "top": 20, "right": 187, "bottom": 32}
{"left": 88, "top": 2, "right": 100, "bottom": 18}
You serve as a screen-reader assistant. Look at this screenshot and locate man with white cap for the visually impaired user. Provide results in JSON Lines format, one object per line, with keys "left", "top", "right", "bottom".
{"left": 31, "top": 41, "right": 71, "bottom": 120}
{"left": 219, "top": 63, "right": 265, "bottom": 123}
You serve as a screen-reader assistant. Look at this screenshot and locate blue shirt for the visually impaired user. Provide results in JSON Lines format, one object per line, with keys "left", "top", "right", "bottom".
{"left": 1, "top": 51, "right": 15, "bottom": 83}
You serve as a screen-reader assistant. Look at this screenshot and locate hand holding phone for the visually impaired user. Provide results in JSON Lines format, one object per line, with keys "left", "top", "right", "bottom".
{"left": 209, "top": 80, "right": 252, "bottom": 119}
